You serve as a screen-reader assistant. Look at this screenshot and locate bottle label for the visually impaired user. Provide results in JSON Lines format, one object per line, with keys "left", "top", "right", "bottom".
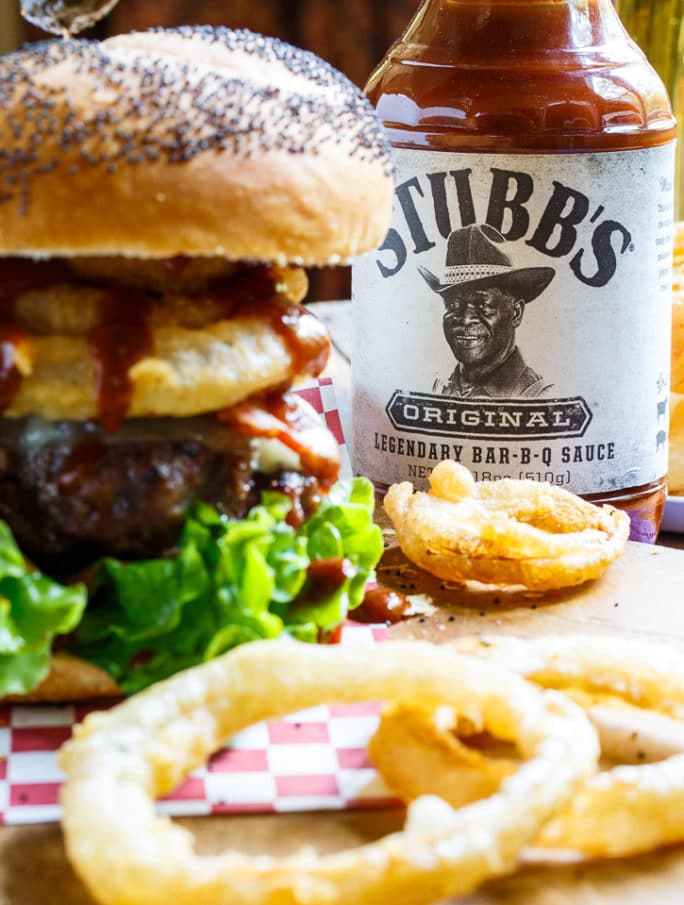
{"left": 351, "top": 145, "right": 674, "bottom": 493}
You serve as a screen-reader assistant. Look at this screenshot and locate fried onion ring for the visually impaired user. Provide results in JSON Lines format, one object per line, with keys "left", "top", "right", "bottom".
{"left": 59, "top": 640, "right": 598, "bottom": 905}
{"left": 368, "top": 702, "right": 517, "bottom": 811}
{"left": 370, "top": 635, "right": 684, "bottom": 861}
{"left": 383, "top": 461, "right": 630, "bottom": 590}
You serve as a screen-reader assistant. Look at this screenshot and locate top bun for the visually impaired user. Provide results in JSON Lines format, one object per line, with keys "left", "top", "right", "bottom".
{"left": 0, "top": 27, "right": 394, "bottom": 265}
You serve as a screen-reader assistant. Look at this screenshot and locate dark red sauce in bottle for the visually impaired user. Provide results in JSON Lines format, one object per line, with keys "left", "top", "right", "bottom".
{"left": 353, "top": 0, "right": 676, "bottom": 542}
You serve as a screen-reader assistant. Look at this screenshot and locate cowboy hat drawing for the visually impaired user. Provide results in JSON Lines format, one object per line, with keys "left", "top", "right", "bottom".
{"left": 418, "top": 223, "right": 555, "bottom": 303}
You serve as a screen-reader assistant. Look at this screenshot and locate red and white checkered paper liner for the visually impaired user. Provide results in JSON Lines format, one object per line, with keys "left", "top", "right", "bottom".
{"left": 0, "top": 379, "right": 399, "bottom": 826}
{"left": 0, "top": 624, "right": 396, "bottom": 826}
{"left": 295, "top": 377, "right": 352, "bottom": 479}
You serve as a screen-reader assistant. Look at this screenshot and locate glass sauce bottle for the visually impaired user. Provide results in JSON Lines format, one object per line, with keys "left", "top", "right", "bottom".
{"left": 351, "top": 0, "right": 676, "bottom": 542}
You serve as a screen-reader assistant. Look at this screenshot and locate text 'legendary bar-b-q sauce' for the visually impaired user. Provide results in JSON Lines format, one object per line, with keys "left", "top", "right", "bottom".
{"left": 351, "top": 0, "right": 676, "bottom": 542}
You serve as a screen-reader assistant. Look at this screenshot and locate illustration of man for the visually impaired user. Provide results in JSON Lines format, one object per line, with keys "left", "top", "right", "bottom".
{"left": 418, "top": 224, "right": 556, "bottom": 399}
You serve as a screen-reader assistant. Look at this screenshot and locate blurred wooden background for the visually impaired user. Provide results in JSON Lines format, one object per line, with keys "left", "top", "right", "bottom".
{"left": 2, "top": 0, "right": 422, "bottom": 301}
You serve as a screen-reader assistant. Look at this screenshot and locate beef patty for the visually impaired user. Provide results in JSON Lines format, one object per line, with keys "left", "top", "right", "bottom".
{"left": 0, "top": 424, "right": 320, "bottom": 575}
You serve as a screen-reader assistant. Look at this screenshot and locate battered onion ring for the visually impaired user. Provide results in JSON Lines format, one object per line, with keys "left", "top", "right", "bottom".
{"left": 59, "top": 640, "right": 598, "bottom": 905}
{"left": 371, "top": 635, "right": 684, "bottom": 861}
{"left": 368, "top": 702, "right": 517, "bottom": 810}
{"left": 383, "top": 461, "right": 630, "bottom": 590}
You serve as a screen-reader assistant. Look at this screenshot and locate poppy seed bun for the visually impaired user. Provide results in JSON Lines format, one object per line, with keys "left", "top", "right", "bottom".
{"left": 0, "top": 27, "right": 394, "bottom": 264}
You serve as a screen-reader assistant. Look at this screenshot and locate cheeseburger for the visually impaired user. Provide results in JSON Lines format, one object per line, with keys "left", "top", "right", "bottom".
{"left": 0, "top": 27, "right": 393, "bottom": 699}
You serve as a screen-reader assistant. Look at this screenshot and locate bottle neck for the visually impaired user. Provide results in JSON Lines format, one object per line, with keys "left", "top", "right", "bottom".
{"left": 367, "top": 0, "right": 674, "bottom": 151}
{"left": 403, "top": 0, "right": 632, "bottom": 59}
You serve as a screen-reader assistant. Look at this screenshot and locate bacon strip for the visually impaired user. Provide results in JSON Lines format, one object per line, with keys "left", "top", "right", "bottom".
{"left": 223, "top": 392, "right": 340, "bottom": 489}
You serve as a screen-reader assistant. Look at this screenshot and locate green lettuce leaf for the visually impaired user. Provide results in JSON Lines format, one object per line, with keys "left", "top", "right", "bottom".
{"left": 73, "top": 477, "right": 382, "bottom": 694}
{"left": 0, "top": 522, "right": 87, "bottom": 696}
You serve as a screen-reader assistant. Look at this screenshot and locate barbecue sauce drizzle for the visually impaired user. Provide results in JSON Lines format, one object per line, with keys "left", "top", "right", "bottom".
{"left": 212, "top": 267, "right": 330, "bottom": 378}
{"left": 222, "top": 390, "right": 340, "bottom": 490}
{"left": 86, "top": 289, "right": 154, "bottom": 435}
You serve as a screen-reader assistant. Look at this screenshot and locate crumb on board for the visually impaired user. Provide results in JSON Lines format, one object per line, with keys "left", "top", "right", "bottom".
{"left": 405, "top": 593, "right": 437, "bottom": 617}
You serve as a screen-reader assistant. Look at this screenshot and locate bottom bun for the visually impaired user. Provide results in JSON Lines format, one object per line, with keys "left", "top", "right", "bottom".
{"left": 4, "top": 653, "right": 122, "bottom": 703}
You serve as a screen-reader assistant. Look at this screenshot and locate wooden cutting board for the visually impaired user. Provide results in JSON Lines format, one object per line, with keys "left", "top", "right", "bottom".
{"left": 2, "top": 539, "right": 684, "bottom": 905}
{"left": 383, "top": 538, "right": 684, "bottom": 904}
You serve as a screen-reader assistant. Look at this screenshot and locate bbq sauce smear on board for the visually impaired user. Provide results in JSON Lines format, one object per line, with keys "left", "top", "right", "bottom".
{"left": 299, "top": 561, "right": 410, "bottom": 626}
{"left": 354, "top": 586, "right": 411, "bottom": 624}
{"left": 352, "top": 0, "right": 676, "bottom": 542}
